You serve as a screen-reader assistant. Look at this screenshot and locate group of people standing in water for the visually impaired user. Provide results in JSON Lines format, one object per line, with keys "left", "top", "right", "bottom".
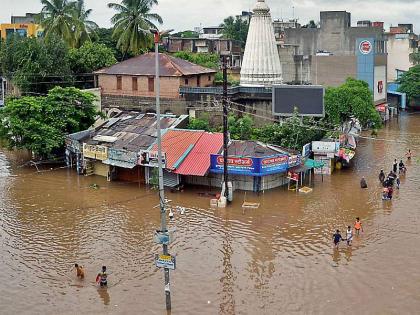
{"left": 334, "top": 149, "right": 413, "bottom": 248}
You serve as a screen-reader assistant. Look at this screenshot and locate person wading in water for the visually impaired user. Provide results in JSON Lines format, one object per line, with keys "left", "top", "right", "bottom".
{"left": 354, "top": 217, "right": 363, "bottom": 235}
{"left": 96, "top": 266, "right": 108, "bottom": 287}
{"left": 379, "top": 169, "right": 385, "bottom": 183}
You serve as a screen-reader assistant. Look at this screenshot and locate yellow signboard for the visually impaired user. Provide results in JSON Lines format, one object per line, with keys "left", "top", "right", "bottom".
{"left": 83, "top": 143, "right": 108, "bottom": 160}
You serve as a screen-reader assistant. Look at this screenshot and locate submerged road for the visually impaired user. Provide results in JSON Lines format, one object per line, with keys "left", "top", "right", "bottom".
{"left": 0, "top": 113, "right": 419, "bottom": 314}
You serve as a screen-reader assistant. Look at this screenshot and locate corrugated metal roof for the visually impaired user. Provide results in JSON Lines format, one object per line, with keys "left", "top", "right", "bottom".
{"left": 94, "top": 53, "right": 217, "bottom": 77}
{"left": 175, "top": 133, "right": 224, "bottom": 176}
{"left": 150, "top": 130, "right": 205, "bottom": 170}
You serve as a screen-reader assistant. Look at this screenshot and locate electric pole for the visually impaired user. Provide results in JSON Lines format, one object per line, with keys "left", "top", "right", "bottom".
{"left": 222, "top": 55, "right": 229, "bottom": 200}
{"left": 153, "top": 30, "right": 171, "bottom": 311}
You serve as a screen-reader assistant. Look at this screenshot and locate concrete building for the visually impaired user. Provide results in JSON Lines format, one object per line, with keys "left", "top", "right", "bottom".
{"left": 281, "top": 11, "right": 388, "bottom": 108}
{"left": 10, "top": 13, "right": 38, "bottom": 24}
{"left": 273, "top": 19, "right": 300, "bottom": 42}
{"left": 385, "top": 24, "right": 419, "bottom": 81}
{"left": 240, "top": 0, "right": 283, "bottom": 86}
{"left": 163, "top": 37, "right": 243, "bottom": 68}
{"left": 200, "top": 26, "right": 224, "bottom": 39}
{"left": 94, "top": 53, "right": 216, "bottom": 111}
{"left": 0, "top": 22, "right": 42, "bottom": 39}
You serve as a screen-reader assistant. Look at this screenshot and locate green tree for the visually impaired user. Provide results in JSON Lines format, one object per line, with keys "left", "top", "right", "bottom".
{"left": 398, "top": 65, "right": 420, "bottom": 102}
{"left": 409, "top": 51, "right": 420, "bottom": 66}
{"left": 39, "top": 0, "right": 76, "bottom": 46}
{"left": 220, "top": 16, "right": 249, "bottom": 47}
{"left": 187, "top": 117, "right": 211, "bottom": 131}
{"left": 69, "top": 42, "right": 117, "bottom": 74}
{"left": 108, "top": 0, "right": 163, "bottom": 55}
{"left": 0, "top": 35, "right": 72, "bottom": 94}
{"left": 324, "top": 78, "right": 382, "bottom": 128}
{"left": 228, "top": 115, "right": 253, "bottom": 140}
{"left": 71, "top": 0, "right": 99, "bottom": 48}
{"left": 0, "top": 87, "right": 98, "bottom": 158}
{"left": 172, "top": 30, "right": 199, "bottom": 38}
{"left": 92, "top": 28, "right": 134, "bottom": 61}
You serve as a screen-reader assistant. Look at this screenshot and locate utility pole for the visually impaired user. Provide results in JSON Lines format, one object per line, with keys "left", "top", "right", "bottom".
{"left": 221, "top": 55, "right": 229, "bottom": 200}
{"left": 153, "top": 30, "right": 171, "bottom": 311}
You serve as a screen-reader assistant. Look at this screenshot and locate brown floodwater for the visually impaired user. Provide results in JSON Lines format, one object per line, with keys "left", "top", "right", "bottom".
{"left": 1, "top": 113, "right": 420, "bottom": 315}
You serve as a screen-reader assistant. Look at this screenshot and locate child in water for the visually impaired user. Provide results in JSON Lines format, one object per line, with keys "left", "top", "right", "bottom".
{"left": 346, "top": 226, "right": 353, "bottom": 246}
{"left": 74, "top": 263, "right": 85, "bottom": 279}
{"left": 354, "top": 217, "right": 363, "bottom": 235}
{"left": 333, "top": 230, "right": 343, "bottom": 249}
{"left": 396, "top": 176, "right": 400, "bottom": 189}
{"left": 96, "top": 266, "right": 108, "bottom": 287}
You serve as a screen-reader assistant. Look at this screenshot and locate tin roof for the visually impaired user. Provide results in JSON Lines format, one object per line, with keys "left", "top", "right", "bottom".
{"left": 94, "top": 53, "right": 217, "bottom": 77}
{"left": 84, "top": 112, "right": 188, "bottom": 152}
{"left": 150, "top": 129, "right": 205, "bottom": 170}
{"left": 175, "top": 132, "right": 224, "bottom": 176}
{"left": 226, "top": 140, "right": 294, "bottom": 157}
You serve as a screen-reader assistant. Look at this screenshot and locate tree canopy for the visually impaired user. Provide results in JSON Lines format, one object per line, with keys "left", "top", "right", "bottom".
{"left": 39, "top": 0, "right": 98, "bottom": 48}
{"left": 69, "top": 42, "right": 117, "bottom": 74}
{"left": 108, "top": 0, "right": 163, "bottom": 55}
{"left": 324, "top": 78, "right": 382, "bottom": 128}
{"left": 398, "top": 65, "right": 420, "bottom": 101}
{"left": 0, "top": 87, "right": 99, "bottom": 158}
{"left": 0, "top": 35, "right": 72, "bottom": 94}
{"left": 220, "top": 16, "right": 249, "bottom": 47}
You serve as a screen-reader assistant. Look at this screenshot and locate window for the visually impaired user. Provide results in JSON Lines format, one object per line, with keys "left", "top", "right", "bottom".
{"left": 197, "top": 76, "right": 200, "bottom": 86}
{"left": 116, "top": 76, "right": 122, "bottom": 90}
{"left": 184, "top": 78, "right": 189, "bottom": 85}
{"left": 132, "top": 77, "right": 138, "bottom": 91}
{"left": 208, "top": 75, "right": 211, "bottom": 81}
{"left": 148, "top": 77, "right": 154, "bottom": 92}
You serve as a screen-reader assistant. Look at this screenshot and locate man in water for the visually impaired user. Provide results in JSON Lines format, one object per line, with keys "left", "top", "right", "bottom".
{"left": 379, "top": 169, "right": 385, "bottom": 183}
{"left": 399, "top": 160, "right": 406, "bottom": 174}
{"left": 393, "top": 159, "right": 398, "bottom": 173}
{"left": 406, "top": 149, "right": 412, "bottom": 160}
{"left": 346, "top": 226, "right": 353, "bottom": 246}
{"left": 360, "top": 177, "right": 368, "bottom": 189}
{"left": 333, "top": 230, "right": 343, "bottom": 248}
{"left": 354, "top": 217, "right": 363, "bottom": 235}
{"left": 96, "top": 266, "right": 108, "bottom": 287}
{"left": 396, "top": 176, "right": 400, "bottom": 189}
{"left": 74, "top": 263, "right": 85, "bottom": 279}
{"left": 388, "top": 186, "right": 394, "bottom": 200}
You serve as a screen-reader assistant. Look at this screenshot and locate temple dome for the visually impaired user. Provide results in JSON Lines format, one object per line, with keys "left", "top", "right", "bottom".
{"left": 240, "top": 0, "right": 283, "bottom": 87}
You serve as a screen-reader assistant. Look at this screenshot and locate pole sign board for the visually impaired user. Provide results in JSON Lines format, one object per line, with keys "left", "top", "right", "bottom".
{"left": 155, "top": 254, "right": 176, "bottom": 270}
{"left": 210, "top": 154, "right": 295, "bottom": 176}
{"left": 139, "top": 150, "right": 167, "bottom": 168}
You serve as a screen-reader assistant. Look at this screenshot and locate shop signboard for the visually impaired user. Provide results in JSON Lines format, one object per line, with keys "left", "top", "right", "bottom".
{"left": 155, "top": 254, "right": 176, "bottom": 270}
{"left": 312, "top": 141, "right": 338, "bottom": 154}
{"left": 287, "top": 155, "right": 301, "bottom": 168}
{"left": 302, "top": 143, "right": 312, "bottom": 157}
{"left": 104, "top": 148, "right": 137, "bottom": 168}
{"left": 260, "top": 155, "right": 289, "bottom": 174}
{"left": 210, "top": 154, "right": 295, "bottom": 176}
{"left": 83, "top": 143, "right": 108, "bottom": 160}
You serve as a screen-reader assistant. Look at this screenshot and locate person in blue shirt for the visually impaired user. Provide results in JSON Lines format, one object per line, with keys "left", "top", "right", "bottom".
{"left": 333, "top": 230, "right": 343, "bottom": 249}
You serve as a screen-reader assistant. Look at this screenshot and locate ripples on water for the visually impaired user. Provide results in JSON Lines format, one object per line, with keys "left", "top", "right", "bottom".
{"left": 0, "top": 114, "right": 420, "bottom": 314}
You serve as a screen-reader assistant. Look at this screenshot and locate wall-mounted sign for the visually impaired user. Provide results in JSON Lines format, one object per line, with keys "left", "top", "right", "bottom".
{"left": 83, "top": 143, "right": 108, "bottom": 160}
{"left": 377, "top": 80, "right": 383, "bottom": 94}
{"left": 312, "top": 141, "right": 338, "bottom": 154}
{"left": 210, "top": 154, "right": 295, "bottom": 176}
{"left": 359, "top": 40, "right": 373, "bottom": 55}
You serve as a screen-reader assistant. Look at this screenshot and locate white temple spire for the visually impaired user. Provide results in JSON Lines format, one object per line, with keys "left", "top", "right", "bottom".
{"left": 240, "top": 0, "right": 283, "bottom": 86}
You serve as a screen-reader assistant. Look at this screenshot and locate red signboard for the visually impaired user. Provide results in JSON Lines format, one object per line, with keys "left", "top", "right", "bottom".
{"left": 216, "top": 156, "right": 253, "bottom": 167}
{"left": 359, "top": 40, "right": 372, "bottom": 55}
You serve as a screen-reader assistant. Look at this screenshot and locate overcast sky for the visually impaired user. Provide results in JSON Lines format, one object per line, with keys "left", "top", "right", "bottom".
{"left": 1, "top": 0, "right": 419, "bottom": 33}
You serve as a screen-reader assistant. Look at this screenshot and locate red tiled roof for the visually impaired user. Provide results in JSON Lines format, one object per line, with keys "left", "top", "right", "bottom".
{"left": 175, "top": 133, "right": 223, "bottom": 176}
{"left": 151, "top": 130, "right": 205, "bottom": 170}
{"left": 94, "top": 53, "right": 217, "bottom": 77}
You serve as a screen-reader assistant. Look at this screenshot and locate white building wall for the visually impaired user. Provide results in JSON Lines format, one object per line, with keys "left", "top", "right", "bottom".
{"left": 387, "top": 36, "right": 416, "bottom": 82}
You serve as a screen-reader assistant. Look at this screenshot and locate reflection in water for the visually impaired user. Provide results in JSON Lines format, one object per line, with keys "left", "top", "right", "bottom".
{"left": 0, "top": 114, "right": 420, "bottom": 314}
{"left": 97, "top": 287, "right": 110, "bottom": 306}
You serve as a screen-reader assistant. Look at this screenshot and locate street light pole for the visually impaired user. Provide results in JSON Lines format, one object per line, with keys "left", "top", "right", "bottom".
{"left": 153, "top": 31, "right": 171, "bottom": 311}
{"left": 221, "top": 55, "right": 229, "bottom": 200}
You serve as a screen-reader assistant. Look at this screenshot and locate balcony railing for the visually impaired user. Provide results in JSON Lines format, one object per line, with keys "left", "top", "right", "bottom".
{"left": 179, "top": 86, "right": 272, "bottom": 96}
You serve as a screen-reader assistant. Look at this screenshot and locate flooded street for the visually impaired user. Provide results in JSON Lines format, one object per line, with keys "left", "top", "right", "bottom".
{"left": 1, "top": 113, "right": 420, "bottom": 315}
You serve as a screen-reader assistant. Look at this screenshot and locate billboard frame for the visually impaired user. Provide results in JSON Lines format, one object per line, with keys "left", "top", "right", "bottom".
{"left": 272, "top": 85, "right": 325, "bottom": 117}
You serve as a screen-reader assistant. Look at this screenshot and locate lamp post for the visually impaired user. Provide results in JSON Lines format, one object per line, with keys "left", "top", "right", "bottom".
{"left": 150, "top": 28, "right": 173, "bottom": 311}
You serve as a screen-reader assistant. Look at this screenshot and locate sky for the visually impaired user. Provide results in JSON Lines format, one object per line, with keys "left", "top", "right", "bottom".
{"left": 1, "top": 0, "right": 419, "bottom": 33}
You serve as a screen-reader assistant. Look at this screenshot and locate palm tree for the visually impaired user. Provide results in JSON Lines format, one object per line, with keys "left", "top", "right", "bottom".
{"left": 108, "top": 0, "right": 163, "bottom": 55}
{"left": 72, "top": 0, "right": 99, "bottom": 48}
{"left": 39, "top": 0, "right": 75, "bottom": 45}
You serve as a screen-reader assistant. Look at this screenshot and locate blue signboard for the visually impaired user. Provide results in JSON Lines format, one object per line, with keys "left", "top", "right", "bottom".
{"left": 210, "top": 154, "right": 296, "bottom": 176}
{"left": 357, "top": 38, "right": 375, "bottom": 93}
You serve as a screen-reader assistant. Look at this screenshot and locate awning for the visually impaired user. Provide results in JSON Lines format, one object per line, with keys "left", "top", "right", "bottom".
{"left": 290, "top": 165, "right": 313, "bottom": 173}
{"left": 305, "top": 159, "right": 325, "bottom": 169}
{"left": 103, "top": 159, "right": 136, "bottom": 169}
